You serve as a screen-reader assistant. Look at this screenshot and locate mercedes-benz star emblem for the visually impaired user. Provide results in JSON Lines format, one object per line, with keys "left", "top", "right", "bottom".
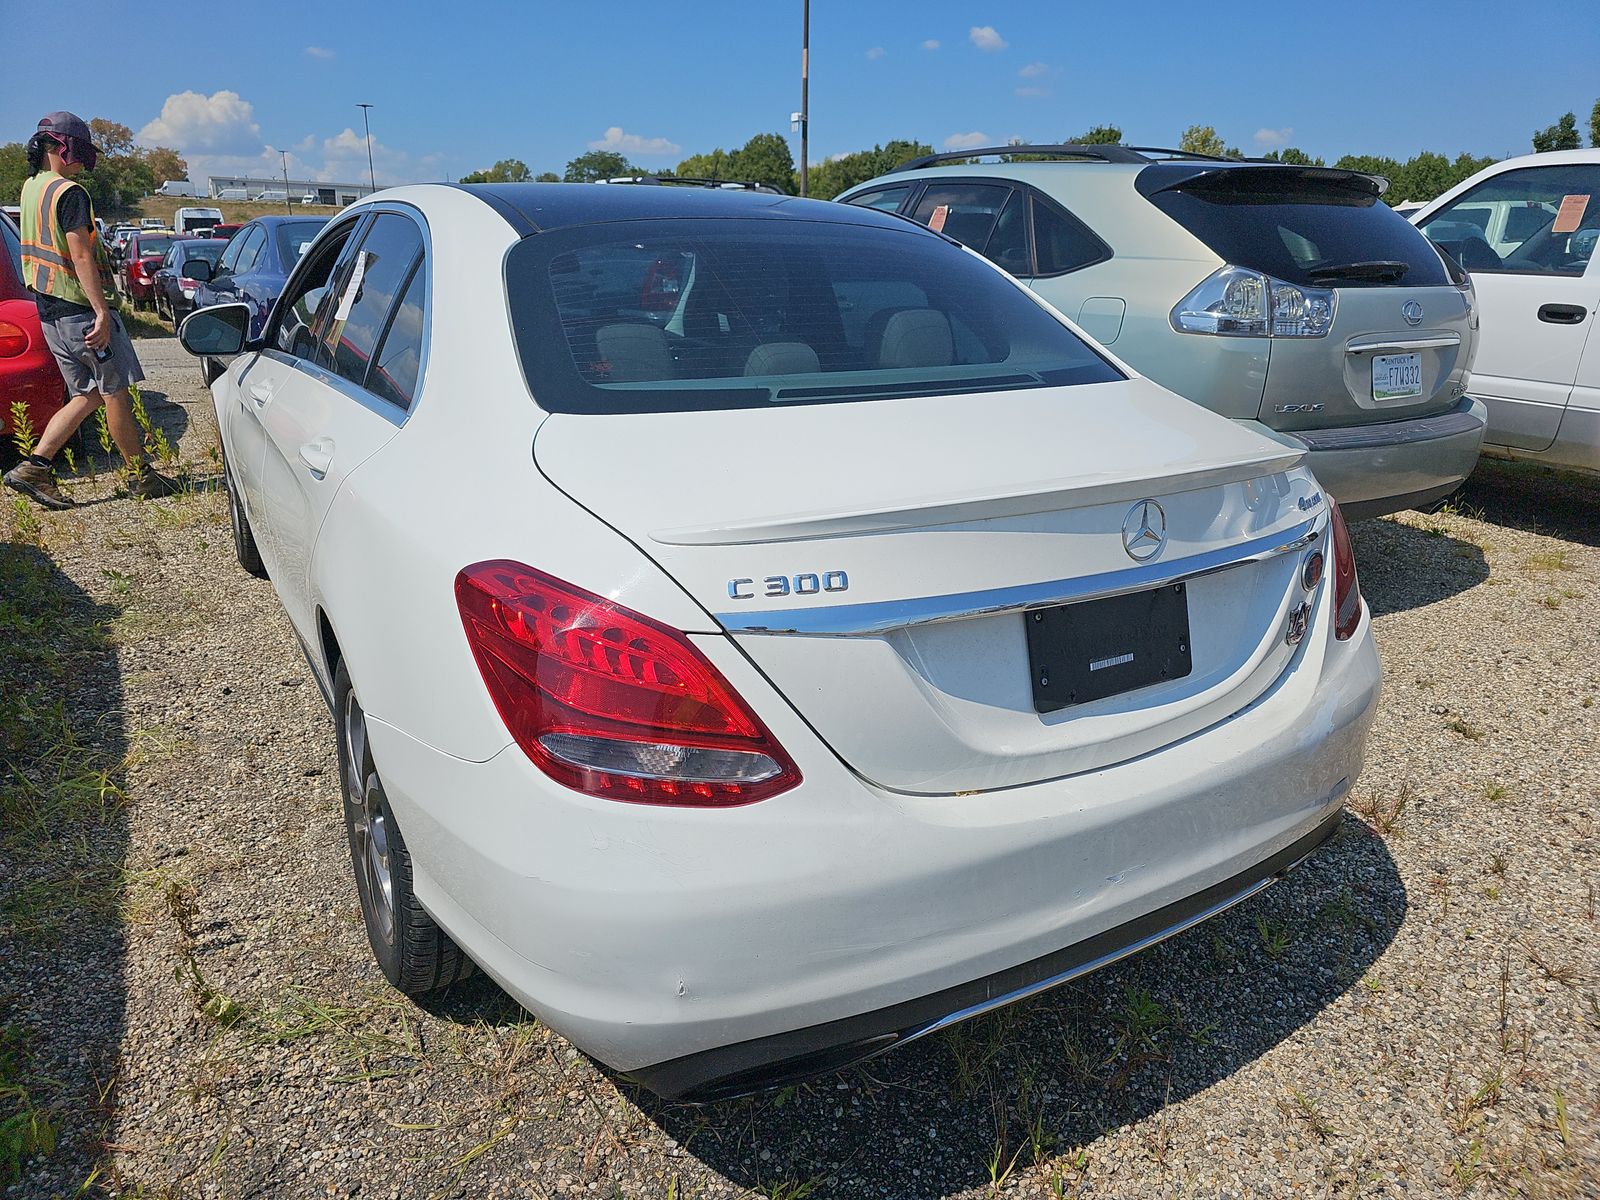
{"left": 1122, "top": 499, "right": 1167, "bottom": 562}
{"left": 1402, "top": 300, "right": 1424, "bottom": 326}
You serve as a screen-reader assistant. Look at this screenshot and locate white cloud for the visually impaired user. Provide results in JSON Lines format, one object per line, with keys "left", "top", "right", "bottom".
{"left": 865, "top": 46, "right": 886, "bottom": 60}
{"left": 969, "top": 25, "right": 1007, "bottom": 51}
{"left": 921, "top": 38, "right": 940, "bottom": 50}
{"left": 587, "top": 125, "right": 682, "bottom": 159}
{"left": 304, "top": 45, "right": 335, "bottom": 60}
{"left": 138, "top": 90, "right": 261, "bottom": 156}
{"left": 1253, "top": 126, "right": 1292, "bottom": 148}
{"left": 1018, "top": 61, "right": 1050, "bottom": 78}
{"left": 943, "top": 131, "right": 990, "bottom": 150}
{"left": 1016, "top": 86, "right": 1050, "bottom": 99}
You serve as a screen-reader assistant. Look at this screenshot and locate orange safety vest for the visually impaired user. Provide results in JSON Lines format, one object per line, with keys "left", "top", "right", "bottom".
{"left": 18, "top": 170, "right": 104, "bottom": 307}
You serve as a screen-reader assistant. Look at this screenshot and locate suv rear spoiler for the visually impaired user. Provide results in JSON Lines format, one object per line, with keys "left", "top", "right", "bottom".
{"left": 1134, "top": 164, "right": 1390, "bottom": 200}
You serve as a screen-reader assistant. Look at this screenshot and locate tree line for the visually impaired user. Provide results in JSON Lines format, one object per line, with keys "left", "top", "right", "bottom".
{"left": 0, "top": 119, "right": 186, "bottom": 211}
{"left": 463, "top": 100, "right": 1600, "bottom": 206}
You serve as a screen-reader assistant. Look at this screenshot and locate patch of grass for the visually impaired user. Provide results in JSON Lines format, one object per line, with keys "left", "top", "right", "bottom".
{"left": 1484, "top": 782, "right": 1508, "bottom": 802}
{"left": 1256, "top": 915, "right": 1293, "bottom": 960}
{"left": 1355, "top": 780, "right": 1410, "bottom": 834}
{"left": 1447, "top": 717, "right": 1485, "bottom": 741}
{"left": 1279, "top": 1089, "right": 1339, "bottom": 1140}
{"left": 1522, "top": 549, "right": 1572, "bottom": 573}
{"left": 0, "top": 1020, "right": 57, "bottom": 1182}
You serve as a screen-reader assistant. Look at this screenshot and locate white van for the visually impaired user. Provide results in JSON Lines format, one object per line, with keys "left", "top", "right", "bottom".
{"left": 254, "top": 189, "right": 289, "bottom": 203}
{"left": 173, "top": 206, "right": 225, "bottom": 234}
{"left": 216, "top": 187, "right": 248, "bottom": 201}
{"left": 156, "top": 180, "right": 199, "bottom": 198}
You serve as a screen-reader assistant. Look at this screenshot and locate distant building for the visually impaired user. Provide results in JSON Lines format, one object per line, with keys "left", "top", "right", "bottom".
{"left": 205, "top": 176, "right": 382, "bottom": 206}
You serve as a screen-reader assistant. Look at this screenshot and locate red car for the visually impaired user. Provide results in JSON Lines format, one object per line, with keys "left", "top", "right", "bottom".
{"left": 0, "top": 214, "right": 66, "bottom": 446}
{"left": 209, "top": 223, "right": 243, "bottom": 241}
{"left": 120, "top": 230, "right": 178, "bottom": 310}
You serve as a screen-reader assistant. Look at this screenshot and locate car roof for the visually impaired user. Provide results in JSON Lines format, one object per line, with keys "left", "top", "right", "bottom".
{"left": 447, "top": 182, "right": 921, "bottom": 236}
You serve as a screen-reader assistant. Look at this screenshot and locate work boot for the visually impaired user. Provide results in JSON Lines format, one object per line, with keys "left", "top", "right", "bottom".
{"left": 127, "top": 464, "right": 180, "bottom": 500}
{"left": 3, "top": 459, "right": 74, "bottom": 510}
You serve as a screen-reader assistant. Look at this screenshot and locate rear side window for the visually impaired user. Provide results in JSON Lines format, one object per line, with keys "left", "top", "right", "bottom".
{"left": 274, "top": 220, "right": 324, "bottom": 266}
{"left": 366, "top": 264, "right": 426, "bottom": 410}
{"left": 0, "top": 217, "right": 22, "bottom": 293}
{"left": 505, "top": 217, "right": 1120, "bottom": 414}
{"left": 1031, "top": 195, "right": 1111, "bottom": 275}
{"left": 1143, "top": 167, "right": 1449, "bottom": 288}
{"left": 911, "top": 183, "right": 1012, "bottom": 254}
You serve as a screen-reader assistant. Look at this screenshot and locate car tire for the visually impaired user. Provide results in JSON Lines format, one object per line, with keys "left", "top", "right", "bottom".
{"left": 200, "top": 357, "right": 221, "bottom": 387}
{"left": 335, "top": 659, "right": 474, "bottom": 995}
{"left": 222, "top": 452, "right": 268, "bottom": 579}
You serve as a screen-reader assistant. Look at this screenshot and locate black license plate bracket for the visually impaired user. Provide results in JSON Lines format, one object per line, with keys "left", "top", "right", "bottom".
{"left": 1025, "top": 583, "right": 1193, "bottom": 714}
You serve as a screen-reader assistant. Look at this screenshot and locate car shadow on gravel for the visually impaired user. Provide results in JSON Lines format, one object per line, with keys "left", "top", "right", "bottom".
{"left": 0, "top": 541, "right": 128, "bottom": 1195}
{"left": 625, "top": 814, "right": 1403, "bottom": 1200}
{"left": 1457, "top": 457, "right": 1600, "bottom": 548}
{"left": 1350, "top": 515, "right": 1489, "bottom": 618}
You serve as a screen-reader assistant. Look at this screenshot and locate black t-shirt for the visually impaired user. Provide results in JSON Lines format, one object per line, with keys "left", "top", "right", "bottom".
{"left": 34, "top": 182, "right": 95, "bottom": 321}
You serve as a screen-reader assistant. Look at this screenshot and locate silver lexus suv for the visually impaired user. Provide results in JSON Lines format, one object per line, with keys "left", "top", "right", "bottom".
{"left": 839, "top": 145, "right": 1486, "bottom": 518}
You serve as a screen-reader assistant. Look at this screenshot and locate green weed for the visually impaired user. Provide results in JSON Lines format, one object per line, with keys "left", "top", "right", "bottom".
{"left": 8, "top": 401, "right": 36, "bottom": 458}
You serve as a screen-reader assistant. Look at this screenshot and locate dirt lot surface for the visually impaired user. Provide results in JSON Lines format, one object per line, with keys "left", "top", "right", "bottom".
{"left": 2, "top": 337, "right": 1596, "bottom": 1199}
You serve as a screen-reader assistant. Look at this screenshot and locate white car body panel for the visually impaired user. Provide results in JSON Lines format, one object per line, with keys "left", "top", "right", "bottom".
{"left": 200, "top": 183, "right": 1381, "bottom": 1095}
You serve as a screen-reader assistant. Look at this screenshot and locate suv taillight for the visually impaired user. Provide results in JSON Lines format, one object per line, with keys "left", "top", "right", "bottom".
{"left": 1172, "top": 265, "right": 1335, "bottom": 338}
{"left": 455, "top": 561, "right": 801, "bottom": 806}
{"left": 1328, "top": 500, "right": 1363, "bottom": 640}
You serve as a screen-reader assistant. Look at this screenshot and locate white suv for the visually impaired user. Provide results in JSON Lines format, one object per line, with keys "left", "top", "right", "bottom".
{"left": 1413, "top": 150, "right": 1600, "bottom": 475}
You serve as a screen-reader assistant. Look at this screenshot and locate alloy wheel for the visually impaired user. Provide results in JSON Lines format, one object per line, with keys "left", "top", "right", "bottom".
{"left": 343, "top": 688, "right": 396, "bottom": 947}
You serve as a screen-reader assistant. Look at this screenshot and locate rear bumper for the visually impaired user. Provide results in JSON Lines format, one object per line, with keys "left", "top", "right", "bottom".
{"left": 367, "top": 582, "right": 1380, "bottom": 1098}
{"left": 1252, "top": 396, "right": 1487, "bottom": 520}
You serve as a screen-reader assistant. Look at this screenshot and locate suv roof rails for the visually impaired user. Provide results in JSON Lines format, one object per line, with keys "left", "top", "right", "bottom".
{"left": 891, "top": 143, "right": 1272, "bottom": 172}
{"left": 893, "top": 144, "right": 1150, "bottom": 171}
{"left": 597, "top": 175, "right": 787, "bottom": 195}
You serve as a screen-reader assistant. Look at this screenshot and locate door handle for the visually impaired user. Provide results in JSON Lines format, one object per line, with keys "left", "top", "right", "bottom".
{"left": 248, "top": 381, "right": 275, "bottom": 407}
{"left": 297, "top": 437, "right": 335, "bottom": 477}
{"left": 1537, "top": 303, "right": 1587, "bottom": 325}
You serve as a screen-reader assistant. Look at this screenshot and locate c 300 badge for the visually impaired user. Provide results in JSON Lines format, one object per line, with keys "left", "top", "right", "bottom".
{"left": 728, "top": 572, "right": 849, "bottom": 600}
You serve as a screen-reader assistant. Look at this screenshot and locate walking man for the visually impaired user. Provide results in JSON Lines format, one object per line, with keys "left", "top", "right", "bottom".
{"left": 3, "top": 111, "right": 175, "bottom": 509}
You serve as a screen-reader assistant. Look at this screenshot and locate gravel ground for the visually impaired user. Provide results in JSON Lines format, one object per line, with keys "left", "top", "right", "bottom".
{"left": 1, "top": 336, "right": 1595, "bottom": 1199}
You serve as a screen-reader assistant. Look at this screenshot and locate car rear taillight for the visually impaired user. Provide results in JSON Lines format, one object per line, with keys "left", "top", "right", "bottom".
{"left": 1172, "top": 265, "right": 1335, "bottom": 338}
{"left": 0, "top": 320, "right": 28, "bottom": 357}
{"left": 455, "top": 561, "right": 801, "bottom": 806}
{"left": 1328, "top": 500, "right": 1363, "bottom": 640}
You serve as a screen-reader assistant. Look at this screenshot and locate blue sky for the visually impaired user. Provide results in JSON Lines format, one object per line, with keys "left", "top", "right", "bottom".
{"left": 5, "top": 1, "right": 1597, "bottom": 186}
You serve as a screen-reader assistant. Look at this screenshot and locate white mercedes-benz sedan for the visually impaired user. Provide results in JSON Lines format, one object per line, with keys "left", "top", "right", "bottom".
{"left": 177, "top": 183, "right": 1381, "bottom": 1101}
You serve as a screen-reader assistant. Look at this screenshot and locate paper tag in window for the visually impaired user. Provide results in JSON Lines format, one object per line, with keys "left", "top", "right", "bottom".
{"left": 1552, "top": 194, "right": 1590, "bottom": 234}
{"left": 928, "top": 204, "right": 949, "bottom": 233}
{"left": 334, "top": 251, "right": 369, "bottom": 321}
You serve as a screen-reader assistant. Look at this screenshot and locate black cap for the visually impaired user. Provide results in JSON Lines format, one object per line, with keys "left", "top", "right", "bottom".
{"left": 36, "top": 111, "right": 96, "bottom": 148}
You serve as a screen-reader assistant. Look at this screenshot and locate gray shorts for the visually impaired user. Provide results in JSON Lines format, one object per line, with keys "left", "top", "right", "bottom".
{"left": 40, "top": 308, "right": 145, "bottom": 396}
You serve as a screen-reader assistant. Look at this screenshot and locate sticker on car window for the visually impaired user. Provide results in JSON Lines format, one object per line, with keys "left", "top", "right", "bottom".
{"left": 334, "top": 251, "right": 369, "bottom": 322}
{"left": 928, "top": 204, "right": 949, "bottom": 234}
{"left": 1552, "top": 194, "right": 1590, "bottom": 235}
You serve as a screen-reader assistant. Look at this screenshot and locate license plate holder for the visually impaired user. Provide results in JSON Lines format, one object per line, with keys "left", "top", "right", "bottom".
{"left": 1025, "top": 583, "right": 1193, "bottom": 714}
{"left": 1372, "top": 352, "right": 1422, "bottom": 401}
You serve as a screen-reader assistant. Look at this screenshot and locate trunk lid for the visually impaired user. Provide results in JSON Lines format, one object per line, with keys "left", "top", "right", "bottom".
{"left": 535, "top": 380, "right": 1326, "bottom": 794}
{"left": 1257, "top": 282, "right": 1475, "bottom": 432}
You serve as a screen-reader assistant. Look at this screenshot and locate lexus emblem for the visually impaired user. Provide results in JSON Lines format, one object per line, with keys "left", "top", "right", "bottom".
{"left": 1402, "top": 300, "right": 1424, "bottom": 326}
{"left": 1122, "top": 499, "right": 1167, "bottom": 562}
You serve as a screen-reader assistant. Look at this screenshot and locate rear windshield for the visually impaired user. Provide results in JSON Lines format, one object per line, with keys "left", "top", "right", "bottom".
{"left": 1144, "top": 167, "right": 1449, "bottom": 288}
{"left": 184, "top": 241, "right": 225, "bottom": 264}
{"left": 274, "top": 221, "right": 324, "bottom": 264}
{"left": 137, "top": 237, "right": 176, "bottom": 257}
{"left": 505, "top": 217, "right": 1120, "bottom": 414}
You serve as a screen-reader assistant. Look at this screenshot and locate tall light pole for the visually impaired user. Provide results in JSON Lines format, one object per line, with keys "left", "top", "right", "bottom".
{"left": 799, "top": 0, "right": 810, "bottom": 196}
{"left": 357, "top": 103, "right": 377, "bottom": 193}
{"left": 280, "top": 149, "right": 292, "bottom": 214}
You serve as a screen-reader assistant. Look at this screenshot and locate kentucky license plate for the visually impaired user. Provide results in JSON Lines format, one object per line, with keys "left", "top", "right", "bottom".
{"left": 1372, "top": 352, "right": 1422, "bottom": 401}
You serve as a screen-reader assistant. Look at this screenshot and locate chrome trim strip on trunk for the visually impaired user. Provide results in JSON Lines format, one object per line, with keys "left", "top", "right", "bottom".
{"left": 1345, "top": 334, "right": 1461, "bottom": 354}
{"left": 718, "top": 514, "right": 1323, "bottom": 637}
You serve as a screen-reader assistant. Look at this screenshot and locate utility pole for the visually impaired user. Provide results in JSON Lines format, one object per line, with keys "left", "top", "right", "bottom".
{"left": 799, "top": 0, "right": 810, "bottom": 196}
{"left": 280, "top": 149, "right": 292, "bottom": 214}
{"left": 357, "top": 103, "right": 377, "bottom": 193}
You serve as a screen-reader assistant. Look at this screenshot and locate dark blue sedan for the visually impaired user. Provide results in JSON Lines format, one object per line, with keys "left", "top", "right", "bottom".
{"left": 192, "top": 215, "right": 328, "bottom": 382}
